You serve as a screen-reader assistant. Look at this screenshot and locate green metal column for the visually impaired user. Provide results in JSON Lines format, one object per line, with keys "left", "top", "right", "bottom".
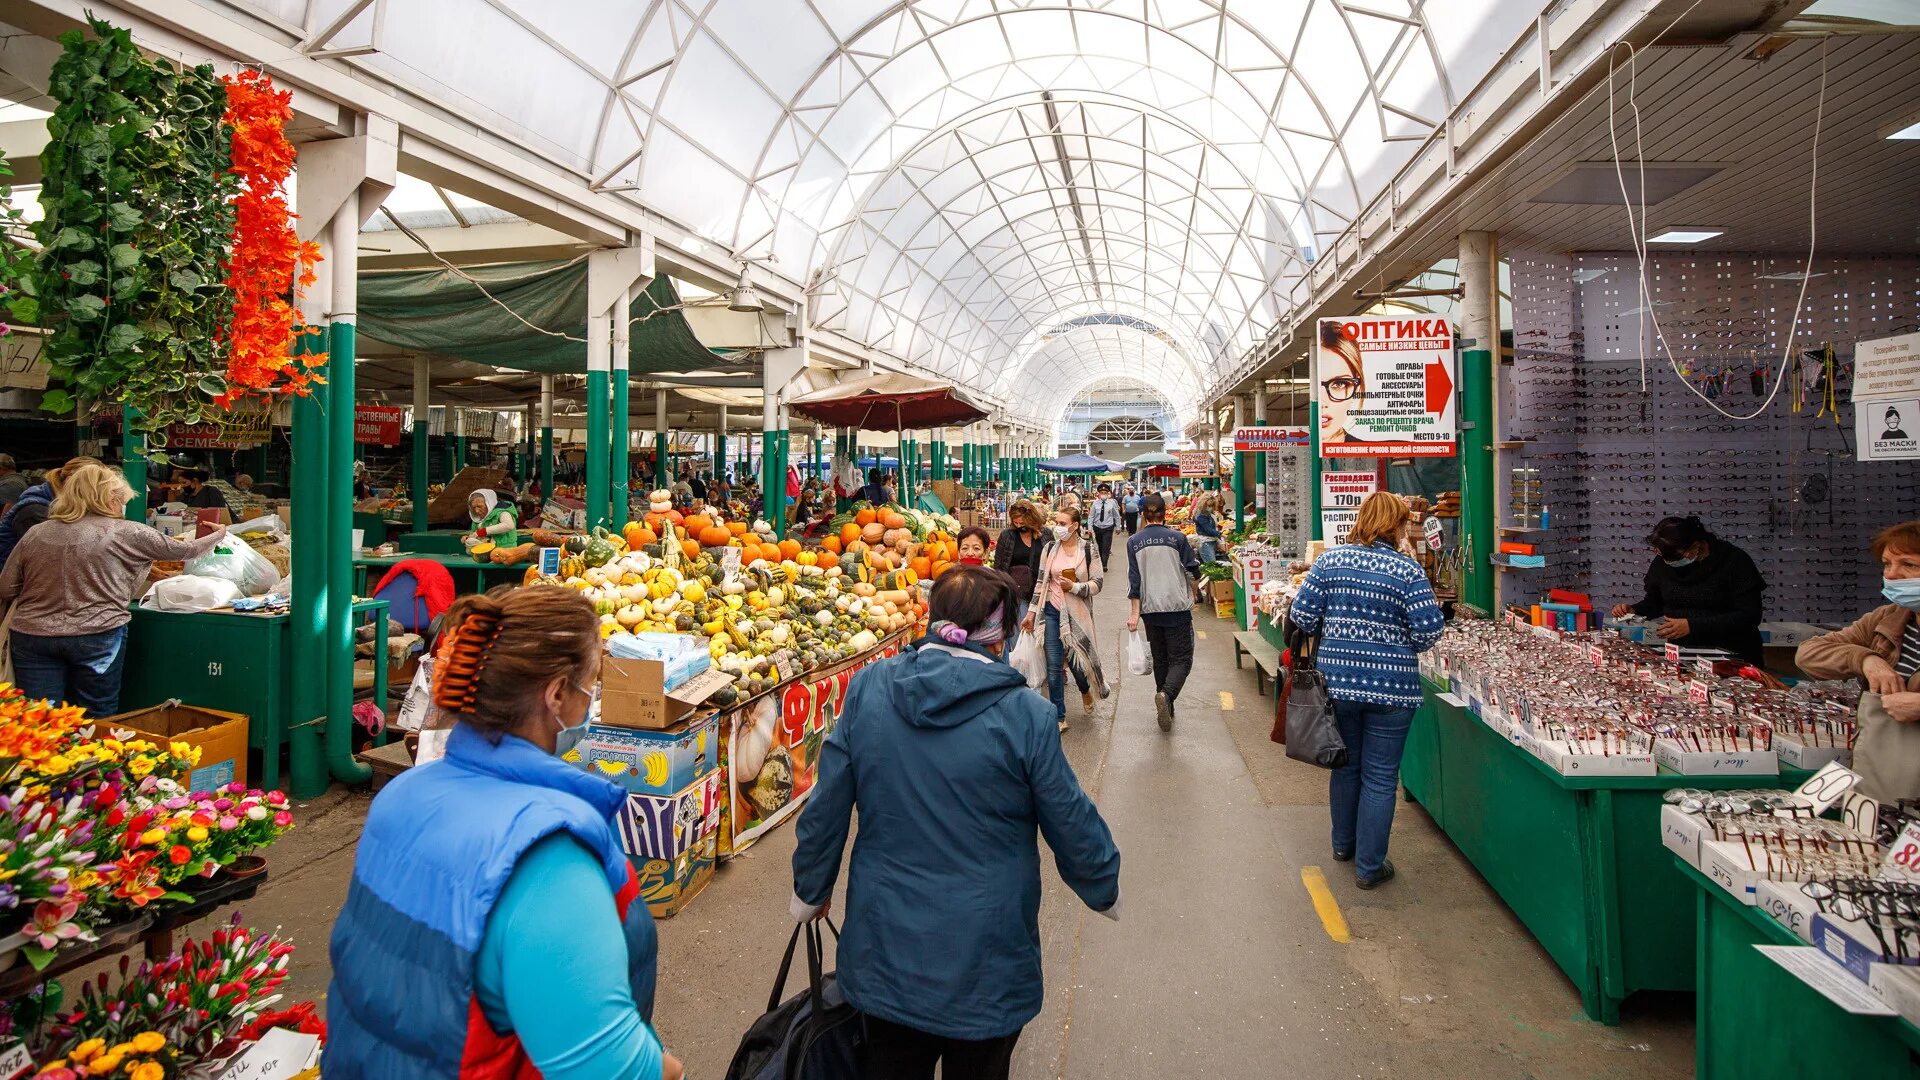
{"left": 411, "top": 356, "right": 430, "bottom": 532}
{"left": 122, "top": 407, "right": 146, "bottom": 521}
{"left": 1460, "top": 230, "right": 1497, "bottom": 616}
{"left": 716, "top": 406, "right": 728, "bottom": 490}
{"left": 325, "top": 316, "right": 369, "bottom": 787}
{"left": 521, "top": 405, "right": 534, "bottom": 486}
{"left": 654, "top": 389, "right": 670, "bottom": 489}
{"left": 585, "top": 369, "right": 608, "bottom": 528}
{"left": 539, "top": 374, "right": 555, "bottom": 502}
{"left": 812, "top": 433, "right": 823, "bottom": 484}
{"left": 289, "top": 325, "right": 329, "bottom": 799}
{"left": 610, "top": 291, "right": 631, "bottom": 530}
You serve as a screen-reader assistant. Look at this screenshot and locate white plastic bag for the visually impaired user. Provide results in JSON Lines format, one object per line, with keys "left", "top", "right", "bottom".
{"left": 395, "top": 655, "right": 436, "bottom": 732}
{"left": 1010, "top": 629, "right": 1047, "bottom": 689}
{"left": 229, "top": 514, "right": 287, "bottom": 541}
{"left": 185, "top": 540, "right": 279, "bottom": 596}
{"left": 1127, "top": 628, "right": 1151, "bottom": 676}
{"left": 141, "top": 574, "right": 242, "bottom": 613}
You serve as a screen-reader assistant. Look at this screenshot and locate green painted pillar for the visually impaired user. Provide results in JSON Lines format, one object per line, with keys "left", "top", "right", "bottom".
{"left": 410, "top": 419, "right": 429, "bottom": 533}
{"left": 1460, "top": 230, "right": 1497, "bottom": 616}
{"left": 715, "top": 406, "right": 728, "bottom": 491}
{"left": 325, "top": 318, "right": 369, "bottom": 784}
{"left": 654, "top": 390, "right": 670, "bottom": 489}
{"left": 289, "top": 325, "right": 329, "bottom": 799}
{"left": 610, "top": 376, "right": 630, "bottom": 530}
{"left": 122, "top": 407, "right": 147, "bottom": 521}
{"left": 585, "top": 370, "right": 608, "bottom": 529}
{"left": 761, "top": 428, "right": 779, "bottom": 534}
{"left": 539, "top": 374, "right": 555, "bottom": 501}
{"left": 521, "top": 407, "right": 534, "bottom": 486}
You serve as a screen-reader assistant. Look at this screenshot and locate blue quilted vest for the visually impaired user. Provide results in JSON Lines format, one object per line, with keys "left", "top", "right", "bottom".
{"left": 0, "top": 482, "right": 52, "bottom": 568}
{"left": 324, "top": 725, "right": 656, "bottom": 1079}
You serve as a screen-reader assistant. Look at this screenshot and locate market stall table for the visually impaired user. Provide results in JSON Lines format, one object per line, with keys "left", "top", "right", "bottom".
{"left": 121, "top": 601, "right": 390, "bottom": 791}
{"left": 1402, "top": 679, "right": 1812, "bottom": 1024}
{"left": 394, "top": 529, "right": 472, "bottom": 555}
{"left": 1680, "top": 859, "right": 1920, "bottom": 1079}
{"left": 354, "top": 551, "right": 530, "bottom": 597}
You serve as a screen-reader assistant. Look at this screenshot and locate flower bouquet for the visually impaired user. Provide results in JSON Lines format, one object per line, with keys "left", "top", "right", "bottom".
{"left": 137, "top": 782, "right": 292, "bottom": 887}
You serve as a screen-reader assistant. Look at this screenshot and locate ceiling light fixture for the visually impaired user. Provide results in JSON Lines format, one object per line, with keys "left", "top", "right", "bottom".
{"left": 727, "top": 266, "right": 763, "bottom": 312}
{"left": 1646, "top": 227, "right": 1724, "bottom": 244}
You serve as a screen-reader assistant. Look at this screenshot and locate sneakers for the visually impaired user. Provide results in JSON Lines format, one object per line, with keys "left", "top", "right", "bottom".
{"left": 1355, "top": 859, "right": 1396, "bottom": 890}
{"left": 1154, "top": 692, "right": 1173, "bottom": 732}
{"left": 1058, "top": 718, "right": 1070, "bottom": 733}
{"left": 1332, "top": 848, "right": 1354, "bottom": 863}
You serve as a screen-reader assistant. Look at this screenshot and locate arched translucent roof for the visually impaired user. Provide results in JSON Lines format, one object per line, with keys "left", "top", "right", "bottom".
{"left": 262, "top": 0, "right": 1544, "bottom": 418}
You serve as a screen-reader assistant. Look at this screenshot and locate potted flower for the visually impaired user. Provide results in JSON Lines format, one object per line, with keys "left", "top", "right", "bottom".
{"left": 0, "top": 787, "right": 101, "bottom": 971}
{"left": 189, "top": 785, "right": 292, "bottom": 879}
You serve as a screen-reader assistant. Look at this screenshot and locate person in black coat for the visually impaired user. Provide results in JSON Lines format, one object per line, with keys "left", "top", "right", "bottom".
{"left": 1609, "top": 515, "right": 1767, "bottom": 664}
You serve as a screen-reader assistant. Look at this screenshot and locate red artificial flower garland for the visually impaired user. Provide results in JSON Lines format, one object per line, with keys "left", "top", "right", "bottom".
{"left": 219, "top": 70, "right": 324, "bottom": 407}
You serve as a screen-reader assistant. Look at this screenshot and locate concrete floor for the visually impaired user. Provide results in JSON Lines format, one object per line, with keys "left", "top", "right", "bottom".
{"left": 164, "top": 564, "right": 1697, "bottom": 1078}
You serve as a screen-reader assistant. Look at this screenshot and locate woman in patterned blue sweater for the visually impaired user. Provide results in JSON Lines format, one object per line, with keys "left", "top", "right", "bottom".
{"left": 1288, "top": 491, "right": 1444, "bottom": 889}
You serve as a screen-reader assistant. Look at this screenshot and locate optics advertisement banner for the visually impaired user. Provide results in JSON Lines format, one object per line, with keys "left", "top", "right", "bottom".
{"left": 1316, "top": 316, "right": 1456, "bottom": 458}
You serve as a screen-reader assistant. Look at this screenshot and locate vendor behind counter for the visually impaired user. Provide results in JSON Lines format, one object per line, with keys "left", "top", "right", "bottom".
{"left": 1608, "top": 515, "right": 1766, "bottom": 665}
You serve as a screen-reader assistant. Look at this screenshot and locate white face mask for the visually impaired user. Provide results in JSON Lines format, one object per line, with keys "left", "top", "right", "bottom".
{"left": 1052, "top": 524, "right": 1071, "bottom": 541}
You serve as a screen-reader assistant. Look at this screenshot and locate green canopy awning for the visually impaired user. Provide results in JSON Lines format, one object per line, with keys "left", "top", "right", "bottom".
{"left": 356, "top": 260, "right": 722, "bottom": 374}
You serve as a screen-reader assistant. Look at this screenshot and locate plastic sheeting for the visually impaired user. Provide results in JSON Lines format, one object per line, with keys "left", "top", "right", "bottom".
{"left": 356, "top": 262, "right": 723, "bottom": 374}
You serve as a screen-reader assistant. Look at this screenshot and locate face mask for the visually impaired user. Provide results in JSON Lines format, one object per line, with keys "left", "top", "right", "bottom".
{"left": 1052, "top": 525, "right": 1070, "bottom": 541}
{"left": 553, "top": 683, "right": 594, "bottom": 758}
{"left": 1663, "top": 556, "right": 1695, "bottom": 568}
{"left": 1883, "top": 577, "right": 1920, "bottom": 611}
{"left": 960, "top": 555, "right": 985, "bottom": 566}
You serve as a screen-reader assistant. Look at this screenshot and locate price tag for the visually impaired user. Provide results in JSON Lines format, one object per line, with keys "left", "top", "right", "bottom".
{"left": 1664, "top": 642, "right": 1681, "bottom": 663}
{"left": 217, "top": 1029, "right": 321, "bottom": 1080}
{"left": 0, "top": 1043, "right": 35, "bottom": 1080}
{"left": 720, "top": 547, "right": 741, "bottom": 584}
{"left": 1589, "top": 644, "right": 1605, "bottom": 667}
{"left": 1794, "top": 760, "right": 1862, "bottom": 815}
{"left": 1688, "top": 681, "right": 1711, "bottom": 705}
{"left": 1423, "top": 515, "right": 1443, "bottom": 551}
{"left": 1882, "top": 822, "right": 1920, "bottom": 884}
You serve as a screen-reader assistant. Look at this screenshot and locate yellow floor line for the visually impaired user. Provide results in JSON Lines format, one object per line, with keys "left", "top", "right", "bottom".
{"left": 1218, "top": 690, "right": 1233, "bottom": 711}
{"left": 1300, "top": 866, "right": 1352, "bottom": 943}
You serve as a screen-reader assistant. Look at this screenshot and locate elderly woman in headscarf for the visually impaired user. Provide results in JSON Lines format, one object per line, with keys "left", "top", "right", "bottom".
{"left": 464, "top": 489, "right": 519, "bottom": 553}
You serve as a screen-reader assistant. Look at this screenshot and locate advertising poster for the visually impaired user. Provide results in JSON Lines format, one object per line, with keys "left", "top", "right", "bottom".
{"left": 1232, "top": 427, "right": 1310, "bottom": 452}
{"left": 1175, "top": 449, "right": 1212, "bottom": 477}
{"left": 721, "top": 633, "right": 906, "bottom": 855}
{"left": 1859, "top": 398, "right": 1920, "bottom": 461}
{"left": 1316, "top": 316, "right": 1456, "bottom": 457}
{"left": 354, "top": 405, "right": 407, "bottom": 447}
{"left": 1854, "top": 333, "right": 1920, "bottom": 462}
{"left": 1320, "top": 470, "right": 1380, "bottom": 543}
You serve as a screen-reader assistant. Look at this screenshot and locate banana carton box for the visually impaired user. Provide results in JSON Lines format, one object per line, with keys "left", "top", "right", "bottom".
{"left": 615, "top": 770, "right": 724, "bottom": 918}
{"left": 570, "top": 710, "right": 721, "bottom": 798}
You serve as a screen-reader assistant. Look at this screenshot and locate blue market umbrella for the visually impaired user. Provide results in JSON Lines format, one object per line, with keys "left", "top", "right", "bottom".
{"left": 1036, "top": 453, "right": 1119, "bottom": 473}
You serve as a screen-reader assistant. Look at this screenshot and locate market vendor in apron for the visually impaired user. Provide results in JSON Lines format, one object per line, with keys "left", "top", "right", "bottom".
{"left": 1795, "top": 520, "right": 1920, "bottom": 802}
{"left": 1607, "top": 515, "right": 1766, "bottom": 664}
{"left": 464, "top": 489, "right": 519, "bottom": 553}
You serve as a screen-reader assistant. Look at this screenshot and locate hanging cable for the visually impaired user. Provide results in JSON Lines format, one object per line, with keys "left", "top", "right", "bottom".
{"left": 1606, "top": 26, "right": 1825, "bottom": 421}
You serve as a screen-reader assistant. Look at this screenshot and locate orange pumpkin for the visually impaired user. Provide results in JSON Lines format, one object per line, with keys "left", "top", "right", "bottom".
{"left": 881, "top": 511, "right": 907, "bottom": 531}
{"left": 822, "top": 535, "right": 842, "bottom": 556}
{"left": 910, "top": 556, "right": 931, "bottom": 578}
{"left": 623, "top": 523, "right": 657, "bottom": 549}
{"left": 645, "top": 512, "right": 671, "bottom": 534}
{"left": 727, "top": 521, "right": 749, "bottom": 536}
{"left": 762, "top": 542, "right": 784, "bottom": 564}
{"left": 683, "top": 514, "right": 714, "bottom": 537}
{"left": 839, "top": 523, "right": 862, "bottom": 547}
{"left": 778, "top": 538, "right": 801, "bottom": 561}
{"left": 680, "top": 540, "right": 701, "bottom": 560}
{"left": 861, "top": 522, "right": 885, "bottom": 544}
{"left": 854, "top": 507, "right": 878, "bottom": 527}
{"left": 698, "top": 525, "right": 732, "bottom": 548}
{"left": 932, "top": 559, "right": 953, "bottom": 579}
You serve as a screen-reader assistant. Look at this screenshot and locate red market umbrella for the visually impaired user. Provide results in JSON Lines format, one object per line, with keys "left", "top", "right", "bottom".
{"left": 786, "top": 371, "right": 990, "bottom": 431}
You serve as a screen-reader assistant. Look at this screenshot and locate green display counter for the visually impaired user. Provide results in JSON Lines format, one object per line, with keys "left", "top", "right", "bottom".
{"left": 351, "top": 511, "right": 388, "bottom": 550}
{"left": 395, "top": 529, "right": 470, "bottom": 555}
{"left": 121, "top": 601, "right": 390, "bottom": 792}
{"left": 1405, "top": 681, "right": 1811, "bottom": 1023}
{"left": 1684, "top": 859, "right": 1920, "bottom": 1079}
{"left": 355, "top": 552, "right": 530, "bottom": 597}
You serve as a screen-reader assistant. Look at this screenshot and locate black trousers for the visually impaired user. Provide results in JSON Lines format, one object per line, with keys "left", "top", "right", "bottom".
{"left": 1143, "top": 616, "right": 1195, "bottom": 706}
{"left": 1122, "top": 511, "right": 1140, "bottom": 533}
{"left": 862, "top": 1015, "right": 1020, "bottom": 1080}
{"left": 1093, "top": 526, "right": 1115, "bottom": 568}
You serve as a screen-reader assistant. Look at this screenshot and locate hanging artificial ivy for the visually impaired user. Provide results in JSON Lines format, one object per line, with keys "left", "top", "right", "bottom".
{"left": 219, "top": 69, "right": 324, "bottom": 407}
{"left": 34, "top": 17, "right": 238, "bottom": 444}
{"left": 0, "top": 153, "right": 33, "bottom": 336}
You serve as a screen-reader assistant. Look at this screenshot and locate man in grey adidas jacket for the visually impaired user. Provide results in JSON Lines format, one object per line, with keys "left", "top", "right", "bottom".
{"left": 1125, "top": 493, "right": 1202, "bottom": 732}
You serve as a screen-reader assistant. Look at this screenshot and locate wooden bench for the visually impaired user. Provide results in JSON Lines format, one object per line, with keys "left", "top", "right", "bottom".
{"left": 1232, "top": 631, "right": 1285, "bottom": 697}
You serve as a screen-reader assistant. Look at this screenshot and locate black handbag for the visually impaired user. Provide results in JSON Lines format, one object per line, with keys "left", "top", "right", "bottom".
{"left": 726, "top": 920, "right": 863, "bottom": 1080}
{"left": 1281, "top": 622, "right": 1349, "bottom": 770}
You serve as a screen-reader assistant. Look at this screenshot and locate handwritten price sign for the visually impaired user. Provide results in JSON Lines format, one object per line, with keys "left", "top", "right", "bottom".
{"left": 1883, "top": 822, "right": 1920, "bottom": 884}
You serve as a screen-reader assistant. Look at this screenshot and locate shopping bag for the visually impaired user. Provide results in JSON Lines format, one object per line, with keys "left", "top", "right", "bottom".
{"left": 0, "top": 601, "right": 15, "bottom": 686}
{"left": 140, "top": 574, "right": 242, "bottom": 613}
{"left": 726, "top": 920, "right": 863, "bottom": 1080}
{"left": 1010, "top": 629, "right": 1047, "bottom": 689}
{"left": 1282, "top": 635, "right": 1347, "bottom": 769}
{"left": 1854, "top": 692, "right": 1920, "bottom": 802}
{"left": 1126, "top": 628, "right": 1151, "bottom": 676}
{"left": 185, "top": 539, "right": 279, "bottom": 596}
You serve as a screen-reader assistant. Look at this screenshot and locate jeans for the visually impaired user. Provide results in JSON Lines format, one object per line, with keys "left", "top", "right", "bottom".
{"left": 1194, "top": 536, "right": 1219, "bottom": 563}
{"left": 863, "top": 1014, "right": 1020, "bottom": 1080}
{"left": 1042, "top": 603, "right": 1088, "bottom": 720}
{"left": 1123, "top": 511, "right": 1139, "bottom": 533}
{"left": 1093, "top": 526, "right": 1115, "bottom": 569}
{"left": 11, "top": 626, "right": 130, "bottom": 716}
{"left": 1327, "top": 699, "right": 1415, "bottom": 879}
{"left": 1142, "top": 617, "right": 1194, "bottom": 707}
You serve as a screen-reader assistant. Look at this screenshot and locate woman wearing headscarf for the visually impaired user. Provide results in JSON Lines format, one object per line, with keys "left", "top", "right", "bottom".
{"left": 464, "top": 489, "right": 519, "bottom": 554}
{"left": 1021, "top": 504, "right": 1106, "bottom": 731}
{"left": 792, "top": 566, "right": 1120, "bottom": 1080}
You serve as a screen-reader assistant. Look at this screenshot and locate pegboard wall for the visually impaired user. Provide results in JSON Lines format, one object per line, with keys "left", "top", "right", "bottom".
{"left": 1501, "top": 252, "right": 1920, "bottom": 625}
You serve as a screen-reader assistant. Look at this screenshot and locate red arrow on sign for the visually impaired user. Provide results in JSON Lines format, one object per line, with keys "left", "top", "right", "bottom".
{"left": 1424, "top": 358, "right": 1453, "bottom": 413}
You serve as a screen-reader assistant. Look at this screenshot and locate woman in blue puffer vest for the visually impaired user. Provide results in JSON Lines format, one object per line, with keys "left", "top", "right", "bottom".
{"left": 325, "top": 585, "right": 683, "bottom": 1080}
{"left": 792, "top": 565, "right": 1123, "bottom": 1080}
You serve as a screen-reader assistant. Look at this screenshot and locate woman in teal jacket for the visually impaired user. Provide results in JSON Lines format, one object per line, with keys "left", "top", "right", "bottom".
{"left": 792, "top": 565, "right": 1122, "bottom": 1080}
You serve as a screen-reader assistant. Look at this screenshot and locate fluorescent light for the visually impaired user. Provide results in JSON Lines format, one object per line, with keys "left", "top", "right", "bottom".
{"left": 1889, "top": 120, "right": 1920, "bottom": 140}
{"left": 1647, "top": 227, "right": 1723, "bottom": 244}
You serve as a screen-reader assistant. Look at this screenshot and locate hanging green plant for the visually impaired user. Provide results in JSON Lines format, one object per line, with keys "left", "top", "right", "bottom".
{"left": 33, "top": 17, "right": 238, "bottom": 445}
{"left": 0, "top": 153, "right": 33, "bottom": 334}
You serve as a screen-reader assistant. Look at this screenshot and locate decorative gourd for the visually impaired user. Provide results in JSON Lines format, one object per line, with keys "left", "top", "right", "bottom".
{"left": 623, "top": 523, "right": 657, "bottom": 549}
{"left": 698, "top": 525, "right": 732, "bottom": 548}
{"left": 581, "top": 528, "right": 621, "bottom": 567}
{"left": 470, "top": 541, "right": 497, "bottom": 558}
{"left": 684, "top": 514, "right": 714, "bottom": 537}
{"left": 490, "top": 543, "right": 537, "bottom": 565}
{"left": 778, "top": 538, "right": 801, "bottom": 561}
{"left": 727, "top": 521, "right": 750, "bottom": 537}
{"left": 861, "top": 522, "right": 885, "bottom": 544}
{"left": 681, "top": 540, "right": 702, "bottom": 561}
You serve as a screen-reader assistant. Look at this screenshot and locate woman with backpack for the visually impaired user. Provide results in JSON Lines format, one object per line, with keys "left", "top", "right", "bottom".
{"left": 791, "top": 565, "right": 1121, "bottom": 1080}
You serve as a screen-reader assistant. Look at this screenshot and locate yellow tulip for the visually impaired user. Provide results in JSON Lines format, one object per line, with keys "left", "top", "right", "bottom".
{"left": 131, "top": 1031, "right": 166, "bottom": 1053}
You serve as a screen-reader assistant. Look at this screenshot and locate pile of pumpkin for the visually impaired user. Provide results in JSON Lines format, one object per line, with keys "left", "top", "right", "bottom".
{"left": 818, "top": 505, "right": 962, "bottom": 583}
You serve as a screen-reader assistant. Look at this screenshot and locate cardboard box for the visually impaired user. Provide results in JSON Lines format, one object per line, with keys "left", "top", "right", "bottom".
{"left": 612, "top": 770, "right": 724, "bottom": 918}
{"left": 1661, "top": 804, "right": 1707, "bottom": 866}
{"left": 1532, "top": 738, "right": 1656, "bottom": 777}
{"left": 573, "top": 712, "right": 720, "bottom": 797}
{"left": 607, "top": 631, "right": 712, "bottom": 692}
{"left": 1774, "top": 734, "right": 1852, "bottom": 771}
{"left": 1653, "top": 741, "right": 1779, "bottom": 777}
{"left": 1754, "top": 878, "right": 1819, "bottom": 943}
{"left": 1209, "top": 579, "right": 1235, "bottom": 602}
{"left": 1697, "top": 837, "right": 1764, "bottom": 904}
{"left": 599, "top": 658, "right": 731, "bottom": 730}
{"left": 105, "top": 703, "right": 249, "bottom": 792}
{"left": 1811, "top": 913, "right": 1912, "bottom": 982}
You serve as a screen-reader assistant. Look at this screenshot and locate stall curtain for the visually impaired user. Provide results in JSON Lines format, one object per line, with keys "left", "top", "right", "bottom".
{"left": 356, "top": 261, "right": 723, "bottom": 374}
